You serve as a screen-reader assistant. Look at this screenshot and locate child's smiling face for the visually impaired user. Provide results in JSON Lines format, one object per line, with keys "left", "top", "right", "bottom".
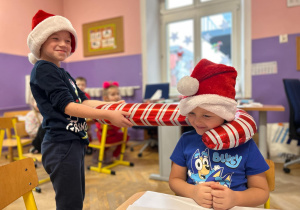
{"left": 187, "top": 107, "right": 225, "bottom": 135}
{"left": 40, "top": 30, "right": 72, "bottom": 67}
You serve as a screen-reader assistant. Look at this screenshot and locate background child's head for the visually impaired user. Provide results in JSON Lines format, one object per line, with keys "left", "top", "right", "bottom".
{"left": 27, "top": 10, "right": 77, "bottom": 65}
{"left": 76, "top": 77, "right": 87, "bottom": 92}
{"left": 177, "top": 58, "right": 238, "bottom": 123}
{"left": 102, "top": 81, "right": 121, "bottom": 102}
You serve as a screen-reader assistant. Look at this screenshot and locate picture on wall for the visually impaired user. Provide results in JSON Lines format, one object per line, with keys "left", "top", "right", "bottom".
{"left": 82, "top": 16, "right": 124, "bottom": 57}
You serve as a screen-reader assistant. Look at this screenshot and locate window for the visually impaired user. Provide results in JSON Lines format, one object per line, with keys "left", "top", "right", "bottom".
{"left": 160, "top": 0, "right": 251, "bottom": 98}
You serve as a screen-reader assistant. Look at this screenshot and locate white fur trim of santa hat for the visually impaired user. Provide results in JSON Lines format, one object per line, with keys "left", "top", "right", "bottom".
{"left": 27, "top": 13, "right": 77, "bottom": 65}
{"left": 177, "top": 59, "right": 238, "bottom": 121}
{"left": 179, "top": 94, "right": 237, "bottom": 121}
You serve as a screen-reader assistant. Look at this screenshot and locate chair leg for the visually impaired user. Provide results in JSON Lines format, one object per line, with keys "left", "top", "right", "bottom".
{"left": 22, "top": 191, "right": 38, "bottom": 210}
{"left": 137, "top": 139, "right": 157, "bottom": 157}
{"left": 264, "top": 197, "right": 270, "bottom": 209}
{"left": 88, "top": 126, "right": 134, "bottom": 175}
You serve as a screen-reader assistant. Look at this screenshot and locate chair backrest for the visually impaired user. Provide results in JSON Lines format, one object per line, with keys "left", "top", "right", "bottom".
{"left": 0, "top": 158, "right": 38, "bottom": 209}
{"left": 283, "top": 79, "right": 300, "bottom": 138}
{"left": 144, "top": 83, "right": 169, "bottom": 100}
{"left": 3, "top": 110, "right": 31, "bottom": 118}
{"left": 265, "top": 159, "right": 275, "bottom": 192}
{"left": 14, "top": 121, "right": 30, "bottom": 138}
{"left": 0, "top": 117, "right": 18, "bottom": 138}
{"left": 0, "top": 117, "right": 16, "bottom": 130}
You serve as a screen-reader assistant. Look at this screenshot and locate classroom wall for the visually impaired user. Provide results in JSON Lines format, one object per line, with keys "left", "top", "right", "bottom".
{"left": 1, "top": 0, "right": 300, "bottom": 124}
{"left": 0, "top": 0, "right": 142, "bottom": 116}
{"left": 251, "top": 0, "right": 300, "bottom": 123}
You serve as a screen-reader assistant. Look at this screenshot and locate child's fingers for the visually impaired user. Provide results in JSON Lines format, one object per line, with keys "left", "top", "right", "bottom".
{"left": 203, "top": 181, "right": 215, "bottom": 187}
{"left": 122, "top": 119, "right": 133, "bottom": 127}
{"left": 211, "top": 183, "right": 226, "bottom": 190}
{"left": 121, "top": 111, "right": 131, "bottom": 116}
{"left": 211, "top": 188, "right": 224, "bottom": 197}
{"left": 116, "top": 100, "right": 125, "bottom": 104}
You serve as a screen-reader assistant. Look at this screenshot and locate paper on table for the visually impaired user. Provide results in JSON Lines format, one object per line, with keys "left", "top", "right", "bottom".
{"left": 126, "top": 191, "right": 277, "bottom": 210}
{"left": 150, "top": 89, "right": 162, "bottom": 100}
{"left": 127, "top": 191, "right": 210, "bottom": 210}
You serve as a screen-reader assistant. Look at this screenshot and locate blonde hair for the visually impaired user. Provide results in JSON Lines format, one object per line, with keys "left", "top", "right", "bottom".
{"left": 75, "top": 76, "right": 87, "bottom": 84}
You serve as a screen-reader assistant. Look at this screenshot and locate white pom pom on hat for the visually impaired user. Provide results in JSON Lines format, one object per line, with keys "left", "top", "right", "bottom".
{"left": 177, "top": 59, "right": 238, "bottom": 121}
{"left": 177, "top": 76, "right": 199, "bottom": 96}
{"left": 27, "top": 10, "right": 77, "bottom": 65}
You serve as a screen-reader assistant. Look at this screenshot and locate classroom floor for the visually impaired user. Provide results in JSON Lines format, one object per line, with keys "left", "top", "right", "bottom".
{"left": 1, "top": 141, "right": 300, "bottom": 210}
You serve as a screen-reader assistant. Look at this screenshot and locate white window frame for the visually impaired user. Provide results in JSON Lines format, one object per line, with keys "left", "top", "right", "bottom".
{"left": 140, "top": 0, "right": 251, "bottom": 98}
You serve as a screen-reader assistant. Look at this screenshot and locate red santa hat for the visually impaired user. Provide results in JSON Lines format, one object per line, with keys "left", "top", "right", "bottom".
{"left": 177, "top": 59, "right": 237, "bottom": 121}
{"left": 27, "top": 10, "right": 77, "bottom": 64}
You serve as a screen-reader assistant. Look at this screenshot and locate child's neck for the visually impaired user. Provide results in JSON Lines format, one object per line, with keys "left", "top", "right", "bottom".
{"left": 40, "top": 58, "right": 61, "bottom": 67}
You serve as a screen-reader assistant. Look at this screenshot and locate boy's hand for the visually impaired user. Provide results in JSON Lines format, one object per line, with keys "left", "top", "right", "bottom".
{"left": 211, "top": 183, "right": 236, "bottom": 210}
{"left": 192, "top": 182, "right": 214, "bottom": 208}
{"left": 107, "top": 110, "right": 133, "bottom": 128}
{"left": 116, "top": 100, "right": 125, "bottom": 104}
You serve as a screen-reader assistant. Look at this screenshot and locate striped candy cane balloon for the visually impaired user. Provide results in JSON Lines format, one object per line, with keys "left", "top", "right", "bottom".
{"left": 96, "top": 103, "right": 190, "bottom": 126}
{"left": 95, "top": 104, "right": 256, "bottom": 150}
{"left": 202, "top": 109, "right": 257, "bottom": 150}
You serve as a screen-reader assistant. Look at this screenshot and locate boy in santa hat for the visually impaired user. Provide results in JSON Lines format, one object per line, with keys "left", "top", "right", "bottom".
{"left": 27, "top": 10, "right": 132, "bottom": 210}
{"left": 169, "top": 59, "right": 269, "bottom": 209}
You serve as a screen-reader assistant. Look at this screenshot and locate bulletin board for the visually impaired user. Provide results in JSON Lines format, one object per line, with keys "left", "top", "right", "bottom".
{"left": 82, "top": 16, "right": 124, "bottom": 57}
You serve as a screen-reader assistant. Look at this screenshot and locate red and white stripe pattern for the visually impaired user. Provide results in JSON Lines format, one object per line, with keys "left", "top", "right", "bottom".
{"left": 96, "top": 104, "right": 256, "bottom": 150}
{"left": 96, "top": 103, "right": 191, "bottom": 126}
{"left": 202, "top": 109, "right": 257, "bottom": 150}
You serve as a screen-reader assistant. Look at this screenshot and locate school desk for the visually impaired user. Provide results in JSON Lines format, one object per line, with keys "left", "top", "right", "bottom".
{"left": 116, "top": 191, "right": 277, "bottom": 210}
{"left": 239, "top": 105, "right": 285, "bottom": 158}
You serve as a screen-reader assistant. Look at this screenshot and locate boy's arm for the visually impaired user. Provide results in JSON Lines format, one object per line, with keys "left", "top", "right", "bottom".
{"left": 64, "top": 102, "right": 133, "bottom": 128}
{"left": 169, "top": 162, "right": 214, "bottom": 208}
{"left": 81, "top": 99, "right": 107, "bottom": 107}
{"left": 211, "top": 172, "right": 269, "bottom": 210}
{"left": 81, "top": 99, "right": 125, "bottom": 108}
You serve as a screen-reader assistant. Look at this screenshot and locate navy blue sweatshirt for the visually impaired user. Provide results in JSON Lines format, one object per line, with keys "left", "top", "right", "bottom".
{"left": 30, "top": 60, "right": 89, "bottom": 145}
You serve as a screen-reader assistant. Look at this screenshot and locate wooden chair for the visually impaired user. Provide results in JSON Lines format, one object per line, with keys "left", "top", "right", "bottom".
{"left": 0, "top": 158, "right": 38, "bottom": 209}
{"left": 0, "top": 117, "right": 32, "bottom": 162}
{"left": 14, "top": 121, "right": 42, "bottom": 161}
{"left": 87, "top": 124, "right": 134, "bottom": 175}
{"left": 13, "top": 120, "right": 50, "bottom": 193}
{"left": 264, "top": 159, "right": 275, "bottom": 209}
{"left": 3, "top": 110, "right": 31, "bottom": 118}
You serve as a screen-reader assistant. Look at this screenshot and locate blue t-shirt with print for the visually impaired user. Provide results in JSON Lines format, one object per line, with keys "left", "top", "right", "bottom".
{"left": 170, "top": 130, "right": 269, "bottom": 191}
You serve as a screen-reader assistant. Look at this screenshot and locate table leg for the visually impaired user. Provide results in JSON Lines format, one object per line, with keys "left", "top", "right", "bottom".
{"left": 258, "top": 111, "right": 267, "bottom": 158}
{"left": 149, "top": 126, "right": 181, "bottom": 181}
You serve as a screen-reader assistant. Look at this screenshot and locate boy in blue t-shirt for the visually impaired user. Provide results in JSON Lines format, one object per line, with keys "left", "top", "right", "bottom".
{"left": 27, "top": 10, "right": 132, "bottom": 210}
{"left": 170, "top": 59, "right": 269, "bottom": 209}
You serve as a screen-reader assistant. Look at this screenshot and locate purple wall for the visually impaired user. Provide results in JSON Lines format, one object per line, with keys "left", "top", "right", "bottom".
{"left": 252, "top": 33, "right": 300, "bottom": 123}
{"left": 0, "top": 53, "right": 144, "bottom": 140}
{"left": 0, "top": 53, "right": 32, "bottom": 115}
{"left": 0, "top": 53, "right": 143, "bottom": 115}
{"left": 64, "top": 54, "right": 143, "bottom": 103}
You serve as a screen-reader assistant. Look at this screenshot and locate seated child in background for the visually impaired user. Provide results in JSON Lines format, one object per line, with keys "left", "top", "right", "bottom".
{"left": 26, "top": 95, "right": 46, "bottom": 153}
{"left": 169, "top": 59, "right": 269, "bottom": 210}
{"left": 25, "top": 95, "right": 43, "bottom": 138}
{"left": 95, "top": 81, "right": 129, "bottom": 163}
{"left": 75, "top": 76, "right": 91, "bottom": 99}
